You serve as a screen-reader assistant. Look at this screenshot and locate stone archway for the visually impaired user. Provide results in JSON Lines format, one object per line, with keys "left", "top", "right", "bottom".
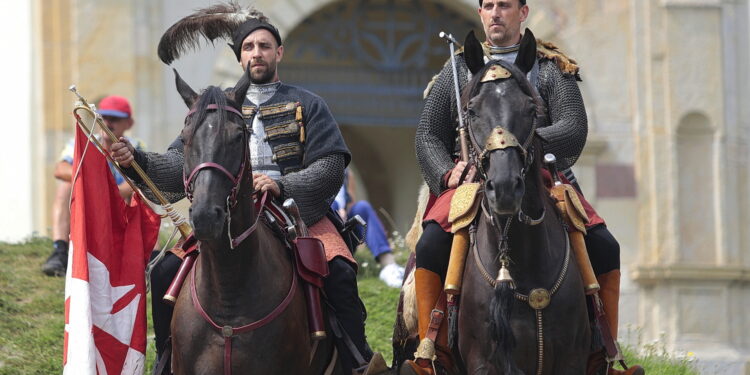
{"left": 254, "top": 0, "right": 480, "bottom": 37}
{"left": 274, "top": 0, "right": 481, "bottom": 231}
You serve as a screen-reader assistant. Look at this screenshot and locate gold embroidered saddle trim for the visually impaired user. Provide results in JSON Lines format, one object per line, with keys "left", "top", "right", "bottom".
{"left": 449, "top": 182, "right": 482, "bottom": 233}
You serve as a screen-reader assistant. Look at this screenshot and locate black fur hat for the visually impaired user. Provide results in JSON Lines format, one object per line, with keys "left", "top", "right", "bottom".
{"left": 157, "top": 1, "right": 279, "bottom": 65}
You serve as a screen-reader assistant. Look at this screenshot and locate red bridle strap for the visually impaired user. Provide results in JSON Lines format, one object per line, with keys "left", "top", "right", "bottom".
{"left": 186, "top": 103, "right": 243, "bottom": 118}
{"left": 185, "top": 162, "right": 239, "bottom": 188}
{"left": 229, "top": 191, "right": 268, "bottom": 249}
{"left": 190, "top": 249, "right": 298, "bottom": 375}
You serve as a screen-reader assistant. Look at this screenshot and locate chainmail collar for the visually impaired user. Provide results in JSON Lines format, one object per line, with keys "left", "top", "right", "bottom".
{"left": 483, "top": 40, "right": 540, "bottom": 88}
{"left": 246, "top": 81, "right": 282, "bottom": 105}
{"left": 483, "top": 41, "right": 520, "bottom": 55}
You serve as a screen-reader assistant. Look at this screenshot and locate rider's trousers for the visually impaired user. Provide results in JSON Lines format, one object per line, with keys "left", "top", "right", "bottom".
{"left": 415, "top": 221, "right": 621, "bottom": 279}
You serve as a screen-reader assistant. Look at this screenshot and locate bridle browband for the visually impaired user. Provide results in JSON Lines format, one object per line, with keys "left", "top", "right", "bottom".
{"left": 182, "top": 102, "right": 260, "bottom": 249}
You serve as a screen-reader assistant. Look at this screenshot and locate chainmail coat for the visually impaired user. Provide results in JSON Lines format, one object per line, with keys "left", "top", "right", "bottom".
{"left": 127, "top": 137, "right": 345, "bottom": 225}
{"left": 416, "top": 54, "right": 587, "bottom": 195}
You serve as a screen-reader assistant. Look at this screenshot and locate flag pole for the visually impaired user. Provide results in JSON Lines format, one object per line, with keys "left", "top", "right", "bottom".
{"left": 69, "top": 85, "right": 192, "bottom": 239}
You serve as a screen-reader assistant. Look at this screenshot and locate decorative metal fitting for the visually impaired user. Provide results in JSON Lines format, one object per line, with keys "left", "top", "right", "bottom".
{"left": 414, "top": 338, "right": 437, "bottom": 362}
{"left": 496, "top": 257, "right": 515, "bottom": 289}
{"left": 222, "top": 325, "right": 234, "bottom": 338}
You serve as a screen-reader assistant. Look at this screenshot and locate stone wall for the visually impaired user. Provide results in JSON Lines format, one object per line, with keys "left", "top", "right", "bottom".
{"left": 16, "top": 0, "right": 750, "bottom": 371}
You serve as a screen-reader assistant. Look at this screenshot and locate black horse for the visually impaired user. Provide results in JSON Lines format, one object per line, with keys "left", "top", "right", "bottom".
{"left": 456, "top": 31, "right": 591, "bottom": 375}
{"left": 394, "top": 32, "right": 590, "bottom": 374}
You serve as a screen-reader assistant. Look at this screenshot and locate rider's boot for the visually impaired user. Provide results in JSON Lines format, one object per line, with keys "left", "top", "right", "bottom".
{"left": 149, "top": 252, "right": 181, "bottom": 374}
{"left": 598, "top": 269, "right": 645, "bottom": 375}
{"left": 400, "top": 268, "right": 454, "bottom": 375}
{"left": 324, "top": 258, "right": 374, "bottom": 373}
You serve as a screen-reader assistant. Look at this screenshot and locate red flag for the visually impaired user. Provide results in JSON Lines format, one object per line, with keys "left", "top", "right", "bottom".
{"left": 64, "top": 125, "right": 160, "bottom": 374}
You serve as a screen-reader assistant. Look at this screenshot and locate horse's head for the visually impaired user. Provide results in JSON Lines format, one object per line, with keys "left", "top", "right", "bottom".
{"left": 462, "top": 30, "right": 542, "bottom": 217}
{"left": 176, "top": 68, "right": 252, "bottom": 241}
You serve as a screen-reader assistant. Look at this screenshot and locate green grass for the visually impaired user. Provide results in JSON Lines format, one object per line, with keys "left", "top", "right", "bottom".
{"left": 1, "top": 238, "right": 697, "bottom": 374}
{"left": 0, "top": 237, "right": 64, "bottom": 375}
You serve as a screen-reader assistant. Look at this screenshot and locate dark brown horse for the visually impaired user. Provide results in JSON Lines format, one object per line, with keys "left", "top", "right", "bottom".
{"left": 169, "top": 70, "right": 343, "bottom": 374}
{"left": 455, "top": 32, "right": 591, "bottom": 374}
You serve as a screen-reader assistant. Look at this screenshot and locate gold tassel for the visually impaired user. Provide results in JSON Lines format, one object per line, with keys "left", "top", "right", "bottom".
{"left": 296, "top": 104, "right": 305, "bottom": 143}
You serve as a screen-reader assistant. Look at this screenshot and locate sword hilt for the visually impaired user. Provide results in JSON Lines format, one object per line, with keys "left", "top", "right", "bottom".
{"left": 283, "top": 199, "right": 308, "bottom": 237}
{"left": 544, "top": 153, "right": 562, "bottom": 186}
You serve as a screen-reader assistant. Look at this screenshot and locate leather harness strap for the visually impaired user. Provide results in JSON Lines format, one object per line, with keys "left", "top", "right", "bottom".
{"left": 416, "top": 292, "right": 447, "bottom": 368}
{"left": 190, "top": 255, "right": 298, "bottom": 375}
{"left": 229, "top": 191, "right": 267, "bottom": 249}
{"left": 327, "top": 309, "right": 368, "bottom": 369}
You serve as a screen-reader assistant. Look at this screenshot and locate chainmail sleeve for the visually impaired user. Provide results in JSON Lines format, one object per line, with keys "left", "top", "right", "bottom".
{"left": 535, "top": 60, "right": 588, "bottom": 170}
{"left": 277, "top": 153, "right": 345, "bottom": 226}
{"left": 124, "top": 136, "right": 186, "bottom": 203}
{"left": 416, "top": 56, "right": 468, "bottom": 195}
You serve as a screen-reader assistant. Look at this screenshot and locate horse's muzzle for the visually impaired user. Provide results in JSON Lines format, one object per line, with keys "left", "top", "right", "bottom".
{"left": 190, "top": 203, "right": 227, "bottom": 240}
{"left": 485, "top": 176, "right": 524, "bottom": 215}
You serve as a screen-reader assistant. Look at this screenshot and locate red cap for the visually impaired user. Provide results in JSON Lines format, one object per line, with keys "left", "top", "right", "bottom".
{"left": 97, "top": 95, "right": 132, "bottom": 118}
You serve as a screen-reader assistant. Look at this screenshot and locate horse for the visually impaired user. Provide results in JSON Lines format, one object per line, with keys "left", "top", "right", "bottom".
{"left": 394, "top": 31, "right": 591, "bottom": 374}
{"left": 168, "top": 68, "right": 343, "bottom": 374}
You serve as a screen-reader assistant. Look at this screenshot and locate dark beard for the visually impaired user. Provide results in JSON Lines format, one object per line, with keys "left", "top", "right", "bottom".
{"left": 250, "top": 65, "right": 276, "bottom": 84}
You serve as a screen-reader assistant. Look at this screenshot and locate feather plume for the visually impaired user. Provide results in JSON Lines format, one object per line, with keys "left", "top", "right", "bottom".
{"left": 157, "top": 1, "right": 267, "bottom": 65}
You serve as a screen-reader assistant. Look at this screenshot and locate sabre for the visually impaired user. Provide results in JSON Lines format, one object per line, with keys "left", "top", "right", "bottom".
{"left": 439, "top": 31, "right": 469, "bottom": 163}
{"left": 69, "top": 85, "right": 192, "bottom": 239}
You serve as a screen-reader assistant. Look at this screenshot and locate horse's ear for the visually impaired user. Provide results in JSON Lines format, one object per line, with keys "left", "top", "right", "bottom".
{"left": 514, "top": 28, "right": 537, "bottom": 74}
{"left": 174, "top": 68, "right": 198, "bottom": 108}
{"left": 464, "top": 30, "right": 485, "bottom": 75}
{"left": 228, "top": 65, "right": 251, "bottom": 109}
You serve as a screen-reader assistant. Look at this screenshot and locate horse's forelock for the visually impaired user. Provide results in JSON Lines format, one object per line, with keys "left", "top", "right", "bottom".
{"left": 461, "top": 59, "right": 536, "bottom": 109}
{"left": 182, "top": 86, "right": 231, "bottom": 146}
{"left": 464, "top": 60, "right": 540, "bottom": 154}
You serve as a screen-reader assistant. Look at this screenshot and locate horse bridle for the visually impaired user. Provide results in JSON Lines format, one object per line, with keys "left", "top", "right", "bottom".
{"left": 182, "top": 103, "right": 262, "bottom": 249}
{"left": 464, "top": 82, "right": 543, "bottom": 227}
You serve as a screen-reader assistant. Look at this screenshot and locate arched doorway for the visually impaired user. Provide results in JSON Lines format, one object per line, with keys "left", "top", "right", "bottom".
{"left": 281, "top": 0, "right": 480, "bottom": 231}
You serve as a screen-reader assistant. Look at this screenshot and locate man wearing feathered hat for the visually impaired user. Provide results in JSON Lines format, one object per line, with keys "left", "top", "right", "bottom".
{"left": 111, "top": 3, "right": 374, "bottom": 372}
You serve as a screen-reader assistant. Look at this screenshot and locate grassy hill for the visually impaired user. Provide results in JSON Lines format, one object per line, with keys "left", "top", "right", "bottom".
{"left": 0, "top": 238, "right": 697, "bottom": 374}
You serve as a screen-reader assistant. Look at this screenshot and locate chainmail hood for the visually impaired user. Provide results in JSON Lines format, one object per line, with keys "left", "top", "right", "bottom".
{"left": 417, "top": 38, "right": 587, "bottom": 195}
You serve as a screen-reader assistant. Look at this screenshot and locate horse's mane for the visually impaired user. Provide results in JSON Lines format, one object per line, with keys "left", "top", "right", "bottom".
{"left": 183, "top": 86, "right": 228, "bottom": 146}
